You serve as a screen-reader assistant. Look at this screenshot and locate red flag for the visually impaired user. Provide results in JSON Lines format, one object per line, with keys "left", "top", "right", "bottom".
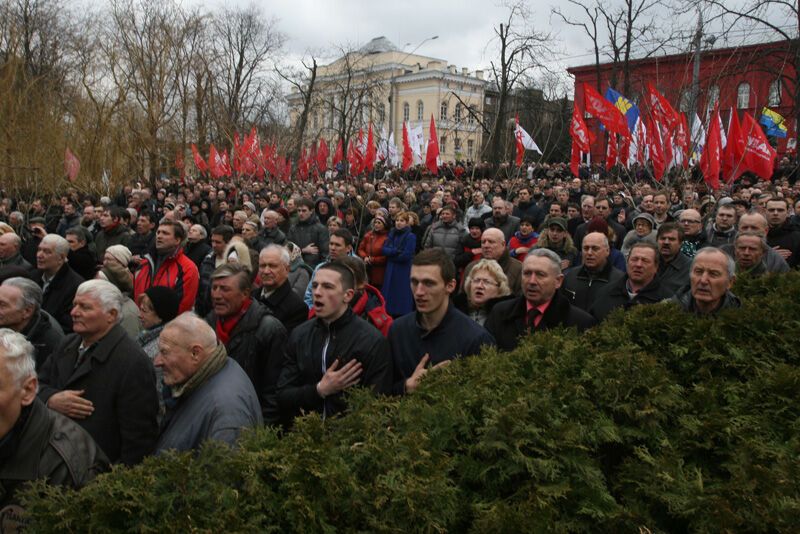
{"left": 426, "top": 115, "right": 439, "bottom": 175}
{"left": 365, "top": 123, "right": 377, "bottom": 172}
{"left": 402, "top": 121, "right": 413, "bottom": 171}
{"left": 332, "top": 138, "right": 343, "bottom": 168}
{"left": 64, "top": 147, "right": 80, "bottom": 182}
{"left": 514, "top": 114, "right": 525, "bottom": 166}
{"left": 298, "top": 147, "right": 310, "bottom": 181}
{"left": 618, "top": 132, "right": 631, "bottom": 167}
{"left": 646, "top": 116, "right": 666, "bottom": 181}
{"left": 233, "top": 132, "right": 242, "bottom": 174}
{"left": 740, "top": 112, "right": 777, "bottom": 181}
{"left": 316, "top": 138, "right": 329, "bottom": 171}
{"left": 605, "top": 132, "right": 617, "bottom": 171}
{"left": 723, "top": 110, "right": 745, "bottom": 183}
{"left": 191, "top": 144, "right": 208, "bottom": 174}
{"left": 570, "top": 104, "right": 594, "bottom": 152}
{"left": 570, "top": 139, "right": 581, "bottom": 177}
{"left": 646, "top": 82, "right": 680, "bottom": 131}
{"left": 221, "top": 149, "right": 232, "bottom": 176}
{"left": 660, "top": 122, "right": 673, "bottom": 171}
{"left": 700, "top": 106, "right": 722, "bottom": 190}
{"left": 583, "top": 83, "right": 629, "bottom": 138}
{"left": 209, "top": 144, "right": 223, "bottom": 178}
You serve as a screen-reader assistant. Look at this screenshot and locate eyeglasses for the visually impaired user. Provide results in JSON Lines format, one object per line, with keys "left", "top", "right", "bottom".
{"left": 471, "top": 277, "right": 500, "bottom": 288}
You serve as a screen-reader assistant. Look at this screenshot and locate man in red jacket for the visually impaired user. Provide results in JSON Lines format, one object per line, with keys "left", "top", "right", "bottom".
{"left": 133, "top": 221, "right": 199, "bottom": 313}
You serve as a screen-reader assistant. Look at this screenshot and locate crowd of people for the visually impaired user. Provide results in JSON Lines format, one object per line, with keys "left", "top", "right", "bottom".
{"left": 0, "top": 156, "right": 799, "bottom": 514}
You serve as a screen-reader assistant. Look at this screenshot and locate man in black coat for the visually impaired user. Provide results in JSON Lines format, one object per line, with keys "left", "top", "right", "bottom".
{"left": 255, "top": 245, "right": 308, "bottom": 335}
{"left": 34, "top": 234, "right": 84, "bottom": 333}
{"left": 277, "top": 262, "right": 392, "bottom": 422}
{"left": 0, "top": 277, "right": 64, "bottom": 369}
{"left": 765, "top": 198, "right": 800, "bottom": 268}
{"left": 590, "top": 242, "right": 672, "bottom": 322}
{"left": 562, "top": 232, "right": 625, "bottom": 312}
{"left": 657, "top": 223, "right": 691, "bottom": 296}
{"left": 37, "top": 280, "right": 159, "bottom": 465}
{"left": 65, "top": 227, "right": 98, "bottom": 282}
{"left": 205, "top": 263, "right": 287, "bottom": 426}
{"left": 486, "top": 248, "right": 595, "bottom": 352}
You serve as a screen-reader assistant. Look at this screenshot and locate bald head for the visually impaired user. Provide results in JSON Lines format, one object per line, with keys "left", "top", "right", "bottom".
{"left": 480, "top": 228, "right": 508, "bottom": 261}
{"left": 738, "top": 212, "right": 769, "bottom": 236}
{"left": 164, "top": 313, "right": 217, "bottom": 352}
{"left": 0, "top": 232, "right": 21, "bottom": 260}
{"left": 679, "top": 209, "right": 703, "bottom": 236}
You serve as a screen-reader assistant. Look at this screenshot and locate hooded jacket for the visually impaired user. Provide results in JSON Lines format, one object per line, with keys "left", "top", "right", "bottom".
{"left": 134, "top": 247, "right": 199, "bottom": 314}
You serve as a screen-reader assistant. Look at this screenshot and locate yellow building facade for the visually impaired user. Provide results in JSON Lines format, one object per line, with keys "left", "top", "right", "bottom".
{"left": 287, "top": 36, "right": 487, "bottom": 164}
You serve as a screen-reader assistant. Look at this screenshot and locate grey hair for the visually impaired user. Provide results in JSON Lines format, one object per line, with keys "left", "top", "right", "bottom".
{"left": 191, "top": 224, "right": 208, "bottom": 239}
{"left": 0, "top": 328, "right": 36, "bottom": 388}
{"left": 164, "top": 312, "right": 217, "bottom": 351}
{"left": 75, "top": 279, "right": 124, "bottom": 317}
{"left": 3, "top": 277, "right": 42, "bottom": 311}
{"left": 693, "top": 247, "right": 736, "bottom": 279}
{"left": 261, "top": 244, "right": 290, "bottom": 267}
{"left": 526, "top": 248, "right": 564, "bottom": 274}
{"left": 41, "top": 234, "right": 70, "bottom": 256}
{"left": 464, "top": 259, "right": 511, "bottom": 297}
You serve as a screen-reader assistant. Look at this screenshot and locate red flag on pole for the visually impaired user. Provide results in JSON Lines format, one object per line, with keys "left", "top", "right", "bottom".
{"left": 64, "top": 147, "right": 80, "bottom": 182}
{"left": 723, "top": 109, "right": 745, "bottom": 183}
{"left": 740, "top": 112, "right": 777, "bottom": 181}
{"left": 402, "top": 121, "right": 413, "bottom": 171}
{"left": 191, "top": 144, "right": 208, "bottom": 174}
{"left": 605, "top": 132, "right": 618, "bottom": 171}
{"left": 209, "top": 144, "right": 224, "bottom": 179}
{"left": 646, "top": 82, "right": 680, "bottom": 131}
{"left": 514, "top": 114, "right": 525, "bottom": 167}
{"left": 646, "top": 116, "right": 666, "bottom": 181}
{"left": 316, "top": 138, "right": 329, "bottom": 172}
{"left": 700, "top": 106, "right": 723, "bottom": 190}
{"left": 332, "top": 138, "right": 343, "bottom": 168}
{"left": 570, "top": 139, "right": 582, "bottom": 177}
{"left": 425, "top": 115, "right": 439, "bottom": 175}
{"left": 583, "top": 83, "right": 629, "bottom": 138}
{"left": 365, "top": 123, "right": 377, "bottom": 172}
{"left": 570, "top": 104, "right": 594, "bottom": 152}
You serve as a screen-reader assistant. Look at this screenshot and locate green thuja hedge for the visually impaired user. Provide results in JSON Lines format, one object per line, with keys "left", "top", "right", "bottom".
{"left": 23, "top": 273, "right": 800, "bottom": 532}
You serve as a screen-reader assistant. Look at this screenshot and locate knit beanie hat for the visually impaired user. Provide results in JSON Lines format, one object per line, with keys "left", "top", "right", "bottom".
{"left": 105, "top": 245, "right": 132, "bottom": 267}
{"left": 144, "top": 286, "right": 181, "bottom": 323}
{"left": 100, "top": 262, "right": 134, "bottom": 296}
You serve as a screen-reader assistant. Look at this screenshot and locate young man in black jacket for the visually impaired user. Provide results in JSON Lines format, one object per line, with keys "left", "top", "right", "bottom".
{"left": 277, "top": 262, "right": 391, "bottom": 423}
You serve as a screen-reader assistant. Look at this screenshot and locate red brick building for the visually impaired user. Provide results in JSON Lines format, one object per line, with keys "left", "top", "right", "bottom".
{"left": 567, "top": 41, "right": 795, "bottom": 163}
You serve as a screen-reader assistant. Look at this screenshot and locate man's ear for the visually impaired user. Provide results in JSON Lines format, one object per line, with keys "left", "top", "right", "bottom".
{"left": 20, "top": 375, "right": 38, "bottom": 406}
{"left": 343, "top": 287, "right": 355, "bottom": 304}
{"left": 445, "top": 279, "right": 457, "bottom": 295}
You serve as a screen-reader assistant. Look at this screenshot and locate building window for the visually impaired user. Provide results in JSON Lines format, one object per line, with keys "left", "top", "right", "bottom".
{"left": 328, "top": 103, "right": 335, "bottom": 128}
{"left": 706, "top": 85, "right": 720, "bottom": 114}
{"left": 454, "top": 137, "right": 461, "bottom": 151}
{"left": 455, "top": 103, "right": 462, "bottom": 122}
{"left": 769, "top": 79, "right": 782, "bottom": 107}
{"left": 417, "top": 101, "right": 424, "bottom": 122}
{"left": 440, "top": 101, "right": 448, "bottom": 121}
{"left": 377, "top": 103, "right": 385, "bottom": 125}
{"left": 737, "top": 83, "right": 750, "bottom": 109}
{"left": 467, "top": 139, "right": 474, "bottom": 159}
{"left": 403, "top": 102, "right": 410, "bottom": 122}
{"left": 468, "top": 106, "right": 475, "bottom": 124}
{"left": 679, "top": 90, "right": 691, "bottom": 113}
{"left": 439, "top": 136, "right": 446, "bottom": 154}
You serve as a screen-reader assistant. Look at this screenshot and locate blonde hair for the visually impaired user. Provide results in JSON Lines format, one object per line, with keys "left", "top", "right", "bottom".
{"left": 463, "top": 259, "right": 511, "bottom": 299}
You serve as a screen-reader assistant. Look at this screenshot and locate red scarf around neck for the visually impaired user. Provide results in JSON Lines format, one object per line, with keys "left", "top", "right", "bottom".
{"left": 215, "top": 297, "right": 252, "bottom": 345}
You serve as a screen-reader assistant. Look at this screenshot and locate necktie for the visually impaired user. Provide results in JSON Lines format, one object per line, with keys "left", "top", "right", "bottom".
{"left": 527, "top": 308, "right": 540, "bottom": 331}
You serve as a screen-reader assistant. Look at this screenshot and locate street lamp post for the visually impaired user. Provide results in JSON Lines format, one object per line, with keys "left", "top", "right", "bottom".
{"left": 388, "top": 35, "right": 438, "bottom": 140}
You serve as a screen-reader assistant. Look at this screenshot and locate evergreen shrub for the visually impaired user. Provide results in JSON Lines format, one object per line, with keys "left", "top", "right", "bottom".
{"left": 23, "top": 273, "right": 800, "bottom": 532}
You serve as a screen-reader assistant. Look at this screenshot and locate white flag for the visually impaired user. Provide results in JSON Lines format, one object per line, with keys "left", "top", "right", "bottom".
{"left": 690, "top": 113, "right": 706, "bottom": 164}
{"left": 514, "top": 123, "right": 542, "bottom": 154}
{"left": 387, "top": 132, "right": 399, "bottom": 165}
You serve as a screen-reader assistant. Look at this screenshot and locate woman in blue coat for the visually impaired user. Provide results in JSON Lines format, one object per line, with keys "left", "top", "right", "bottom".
{"left": 381, "top": 211, "right": 416, "bottom": 317}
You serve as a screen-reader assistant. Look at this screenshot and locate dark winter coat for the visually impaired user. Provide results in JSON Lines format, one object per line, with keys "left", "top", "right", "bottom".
{"left": 255, "top": 279, "right": 309, "bottom": 335}
{"left": 767, "top": 221, "right": 800, "bottom": 268}
{"left": 37, "top": 324, "right": 160, "bottom": 465}
{"left": 205, "top": 300, "right": 287, "bottom": 426}
{"left": 128, "top": 231, "right": 154, "bottom": 257}
{"left": 0, "top": 252, "right": 33, "bottom": 273}
{"left": 673, "top": 286, "right": 741, "bottom": 315}
{"left": 94, "top": 224, "right": 131, "bottom": 259}
{"left": 485, "top": 214, "right": 521, "bottom": 242}
{"left": 485, "top": 291, "right": 596, "bottom": 351}
{"left": 562, "top": 260, "right": 625, "bottom": 312}
{"left": 156, "top": 358, "right": 262, "bottom": 452}
{"left": 454, "top": 233, "right": 482, "bottom": 270}
{"left": 260, "top": 227, "right": 287, "bottom": 247}
{"left": 35, "top": 263, "right": 84, "bottom": 334}
{"left": 195, "top": 251, "right": 220, "bottom": 318}
{"left": 68, "top": 245, "right": 98, "bottom": 282}
{"left": 277, "top": 308, "right": 392, "bottom": 421}
{"left": 0, "top": 398, "right": 108, "bottom": 513}
{"left": 184, "top": 240, "right": 212, "bottom": 269}
{"left": 287, "top": 214, "right": 329, "bottom": 267}
{"left": 381, "top": 226, "right": 416, "bottom": 316}
{"left": 658, "top": 253, "right": 692, "bottom": 297}
{"left": 422, "top": 220, "right": 464, "bottom": 257}
{"left": 589, "top": 275, "right": 672, "bottom": 321}
{"left": 388, "top": 304, "right": 495, "bottom": 395}
{"left": 22, "top": 309, "right": 64, "bottom": 370}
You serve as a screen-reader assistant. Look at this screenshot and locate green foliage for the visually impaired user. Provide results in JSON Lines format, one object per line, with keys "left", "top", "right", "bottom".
{"left": 23, "top": 273, "right": 800, "bottom": 532}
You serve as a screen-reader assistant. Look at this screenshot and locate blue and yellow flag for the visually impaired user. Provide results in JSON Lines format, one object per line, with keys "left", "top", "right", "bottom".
{"left": 759, "top": 107, "right": 787, "bottom": 138}
{"left": 605, "top": 87, "right": 640, "bottom": 134}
